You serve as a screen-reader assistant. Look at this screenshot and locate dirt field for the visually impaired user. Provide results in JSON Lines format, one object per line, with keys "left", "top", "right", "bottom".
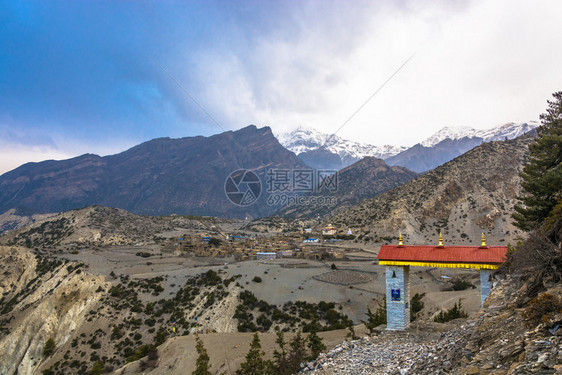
{"left": 60, "top": 245, "right": 483, "bottom": 324}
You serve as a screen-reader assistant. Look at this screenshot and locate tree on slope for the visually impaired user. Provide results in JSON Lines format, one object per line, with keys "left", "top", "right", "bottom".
{"left": 514, "top": 91, "right": 562, "bottom": 231}
{"left": 237, "top": 332, "right": 272, "bottom": 375}
{"left": 193, "top": 335, "right": 211, "bottom": 375}
{"left": 287, "top": 331, "right": 307, "bottom": 373}
{"left": 307, "top": 317, "right": 326, "bottom": 360}
{"left": 272, "top": 327, "right": 292, "bottom": 375}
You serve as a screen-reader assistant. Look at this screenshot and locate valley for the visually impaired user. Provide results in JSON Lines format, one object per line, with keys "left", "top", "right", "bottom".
{"left": 0, "top": 207, "right": 484, "bottom": 374}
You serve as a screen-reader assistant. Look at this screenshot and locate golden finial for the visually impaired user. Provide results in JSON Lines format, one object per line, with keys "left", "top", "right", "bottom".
{"left": 438, "top": 232, "right": 444, "bottom": 247}
{"left": 398, "top": 233, "right": 404, "bottom": 246}
{"left": 481, "top": 232, "right": 487, "bottom": 247}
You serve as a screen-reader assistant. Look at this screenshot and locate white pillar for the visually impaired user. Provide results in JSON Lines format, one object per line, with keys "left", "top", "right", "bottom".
{"left": 385, "top": 266, "right": 410, "bottom": 330}
{"left": 480, "top": 269, "right": 493, "bottom": 307}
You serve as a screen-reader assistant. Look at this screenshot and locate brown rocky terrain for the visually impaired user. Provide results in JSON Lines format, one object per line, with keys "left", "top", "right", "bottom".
{"left": 0, "top": 206, "right": 226, "bottom": 248}
{"left": 324, "top": 135, "right": 534, "bottom": 245}
{"left": 0, "top": 246, "right": 108, "bottom": 375}
{"left": 0, "top": 208, "right": 56, "bottom": 235}
{"left": 302, "top": 277, "right": 562, "bottom": 375}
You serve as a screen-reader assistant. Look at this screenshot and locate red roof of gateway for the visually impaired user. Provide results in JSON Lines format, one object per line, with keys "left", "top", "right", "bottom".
{"left": 377, "top": 245, "right": 507, "bottom": 265}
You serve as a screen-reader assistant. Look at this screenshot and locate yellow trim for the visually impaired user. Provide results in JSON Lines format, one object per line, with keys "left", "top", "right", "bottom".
{"left": 378, "top": 260, "right": 499, "bottom": 270}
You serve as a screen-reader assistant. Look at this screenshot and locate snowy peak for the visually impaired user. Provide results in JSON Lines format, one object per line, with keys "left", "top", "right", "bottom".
{"left": 420, "top": 121, "right": 540, "bottom": 148}
{"left": 275, "top": 126, "right": 406, "bottom": 161}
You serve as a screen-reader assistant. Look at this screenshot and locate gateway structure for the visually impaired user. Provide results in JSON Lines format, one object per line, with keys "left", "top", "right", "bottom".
{"left": 377, "top": 233, "right": 507, "bottom": 330}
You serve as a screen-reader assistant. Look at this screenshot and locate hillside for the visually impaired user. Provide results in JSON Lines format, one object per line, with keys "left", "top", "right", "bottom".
{"left": 0, "top": 206, "right": 224, "bottom": 248}
{"left": 0, "top": 208, "right": 56, "bottom": 235}
{"left": 386, "top": 122, "right": 538, "bottom": 172}
{"left": 325, "top": 135, "right": 535, "bottom": 245}
{"left": 0, "top": 125, "right": 309, "bottom": 219}
{"left": 277, "top": 156, "right": 418, "bottom": 219}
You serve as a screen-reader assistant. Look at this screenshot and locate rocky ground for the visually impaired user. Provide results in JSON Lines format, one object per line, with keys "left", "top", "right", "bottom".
{"left": 304, "top": 322, "right": 471, "bottom": 375}
{"left": 305, "top": 279, "right": 562, "bottom": 375}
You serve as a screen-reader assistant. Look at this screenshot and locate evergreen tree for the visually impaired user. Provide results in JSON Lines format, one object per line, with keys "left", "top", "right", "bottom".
{"left": 410, "top": 292, "right": 425, "bottom": 321}
{"left": 514, "top": 91, "right": 562, "bottom": 230}
{"left": 87, "top": 361, "right": 105, "bottom": 375}
{"left": 361, "top": 300, "right": 387, "bottom": 335}
{"left": 346, "top": 319, "right": 359, "bottom": 340}
{"left": 307, "top": 317, "right": 326, "bottom": 360}
{"left": 287, "top": 331, "right": 307, "bottom": 373}
{"left": 237, "top": 332, "right": 272, "bottom": 375}
{"left": 192, "top": 335, "right": 211, "bottom": 375}
{"left": 43, "top": 338, "right": 56, "bottom": 357}
{"left": 272, "top": 327, "right": 291, "bottom": 375}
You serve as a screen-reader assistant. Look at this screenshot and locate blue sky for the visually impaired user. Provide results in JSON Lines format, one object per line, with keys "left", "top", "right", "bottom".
{"left": 1, "top": 0, "right": 562, "bottom": 174}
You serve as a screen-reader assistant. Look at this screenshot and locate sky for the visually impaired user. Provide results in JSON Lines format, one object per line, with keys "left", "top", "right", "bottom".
{"left": 1, "top": 0, "right": 562, "bottom": 174}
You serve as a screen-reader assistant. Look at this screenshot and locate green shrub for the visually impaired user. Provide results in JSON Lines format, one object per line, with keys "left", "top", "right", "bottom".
{"left": 411, "top": 293, "right": 425, "bottom": 321}
{"left": 43, "top": 338, "right": 56, "bottom": 357}
{"left": 434, "top": 300, "right": 469, "bottom": 323}
{"left": 362, "top": 301, "right": 386, "bottom": 335}
{"left": 451, "top": 279, "right": 476, "bottom": 291}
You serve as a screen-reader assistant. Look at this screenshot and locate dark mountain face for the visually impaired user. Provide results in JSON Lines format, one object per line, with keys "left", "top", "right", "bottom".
{"left": 297, "top": 148, "right": 346, "bottom": 170}
{"left": 276, "top": 156, "right": 418, "bottom": 218}
{"left": 385, "top": 137, "right": 484, "bottom": 173}
{"left": 0, "top": 125, "right": 309, "bottom": 218}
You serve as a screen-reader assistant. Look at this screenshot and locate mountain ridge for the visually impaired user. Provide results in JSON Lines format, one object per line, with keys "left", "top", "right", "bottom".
{"left": 386, "top": 122, "right": 539, "bottom": 172}
{"left": 323, "top": 133, "right": 535, "bottom": 245}
{"left": 275, "top": 126, "right": 406, "bottom": 170}
{"left": 276, "top": 156, "right": 418, "bottom": 219}
{"left": 0, "top": 125, "right": 309, "bottom": 218}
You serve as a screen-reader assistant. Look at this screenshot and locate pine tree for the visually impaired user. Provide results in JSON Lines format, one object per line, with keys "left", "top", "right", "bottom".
{"left": 307, "top": 317, "right": 326, "bottom": 360}
{"left": 362, "top": 300, "right": 387, "bottom": 335}
{"left": 192, "top": 335, "right": 211, "bottom": 375}
{"left": 345, "top": 319, "right": 358, "bottom": 340}
{"left": 237, "top": 332, "right": 272, "bottom": 375}
{"left": 287, "top": 331, "right": 307, "bottom": 373}
{"left": 43, "top": 338, "right": 56, "bottom": 357}
{"left": 513, "top": 91, "right": 562, "bottom": 230}
{"left": 272, "top": 327, "right": 291, "bottom": 375}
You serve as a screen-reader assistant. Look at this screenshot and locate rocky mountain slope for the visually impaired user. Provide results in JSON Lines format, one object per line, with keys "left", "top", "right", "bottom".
{"left": 386, "top": 122, "right": 538, "bottom": 173}
{"left": 0, "top": 246, "right": 108, "bottom": 375}
{"left": 0, "top": 125, "right": 309, "bottom": 219}
{"left": 276, "top": 126, "right": 405, "bottom": 170}
{"left": 0, "top": 206, "right": 223, "bottom": 248}
{"left": 0, "top": 245, "right": 248, "bottom": 374}
{"left": 324, "top": 134, "right": 535, "bottom": 245}
{"left": 277, "top": 156, "right": 418, "bottom": 219}
{"left": 0, "top": 208, "right": 56, "bottom": 235}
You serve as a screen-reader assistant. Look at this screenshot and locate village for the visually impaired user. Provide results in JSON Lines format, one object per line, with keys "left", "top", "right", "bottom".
{"left": 161, "top": 224, "right": 356, "bottom": 261}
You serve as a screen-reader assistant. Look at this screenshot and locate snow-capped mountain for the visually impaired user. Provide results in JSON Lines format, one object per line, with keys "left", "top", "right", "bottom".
{"left": 276, "top": 122, "right": 539, "bottom": 172}
{"left": 275, "top": 126, "right": 406, "bottom": 170}
{"left": 386, "top": 121, "right": 539, "bottom": 173}
{"left": 420, "top": 122, "right": 540, "bottom": 148}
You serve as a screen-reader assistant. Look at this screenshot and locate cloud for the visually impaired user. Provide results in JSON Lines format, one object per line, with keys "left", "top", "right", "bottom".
{"left": 0, "top": 123, "right": 135, "bottom": 175}
{"left": 0, "top": 124, "right": 64, "bottom": 174}
{"left": 181, "top": 0, "right": 562, "bottom": 146}
{"left": 1, "top": 0, "right": 561, "bottom": 169}
{"left": 0, "top": 139, "right": 73, "bottom": 176}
